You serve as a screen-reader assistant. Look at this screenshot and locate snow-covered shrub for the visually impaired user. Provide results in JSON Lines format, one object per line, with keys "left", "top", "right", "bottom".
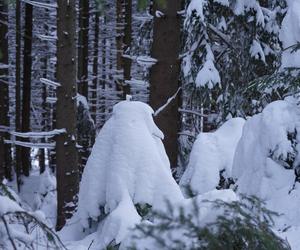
{"left": 232, "top": 98, "right": 300, "bottom": 229}
{"left": 180, "top": 118, "right": 245, "bottom": 195}
{"left": 280, "top": 0, "right": 300, "bottom": 70}
{"left": 0, "top": 183, "right": 65, "bottom": 250}
{"left": 62, "top": 101, "right": 183, "bottom": 249}
{"left": 122, "top": 190, "right": 290, "bottom": 250}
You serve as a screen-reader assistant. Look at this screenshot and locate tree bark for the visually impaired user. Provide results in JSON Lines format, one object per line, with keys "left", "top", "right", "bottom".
{"left": 116, "top": 0, "right": 123, "bottom": 93}
{"left": 91, "top": 11, "right": 99, "bottom": 124}
{"left": 21, "top": 3, "right": 33, "bottom": 177}
{"left": 123, "top": 0, "right": 132, "bottom": 98}
{"left": 0, "top": 0, "right": 11, "bottom": 181}
{"left": 56, "top": 0, "right": 79, "bottom": 230}
{"left": 149, "top": 0, "right": 182, "bottom": 168}
{"left": 78, "top": 0, "right": 89, "bottom": 98}
{"left": 15, "top": 0, "right": 22, "bottom": 189}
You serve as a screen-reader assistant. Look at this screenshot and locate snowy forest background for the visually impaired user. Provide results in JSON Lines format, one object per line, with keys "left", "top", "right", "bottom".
{"left": 0, "top": 0, "right": 300, "bottom": 249}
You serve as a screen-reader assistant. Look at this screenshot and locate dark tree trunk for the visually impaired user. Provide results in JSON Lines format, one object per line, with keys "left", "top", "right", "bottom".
{"left": 78, "top": 0, "right": 89, "bottom": 98}
{"left": 15, "top": 0, "right": 22, "bottom": 189}
{"left": 116, "top": 0, "right": 123, "bottom": 93}
{"left": 100, "top": 16, "right": 107, "bottom": 128}
{"left": 56, "top": 0, "right": 79, "bottom": 230}
{"left": 91, "top": 11, "right": 100, "bottom": 124}
{"left": 149, "top": 0, "right": 182, "bottom": 168}
{"left": 0, "top": 0, "right": 11, "bottom": 181}
{"left": 21, "top": 3, "right": 33, "bottom": 177}
{"left": 123, "top": 0, "right": 132, "bottom": 98}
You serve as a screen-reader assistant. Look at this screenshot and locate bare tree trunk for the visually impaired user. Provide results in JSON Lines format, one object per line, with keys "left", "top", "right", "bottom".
{"left": 149, "top": 0, "right": 182, "bottom": 168}
{"left": 0, "top": 0, "right": 11, "bottom": 181}
{"left": 21, "top": 3, "right": 33, "bottom": 177}
{"left": 123, "top": 0, "right": 132, "bottom": 98}
{"left": 15, "top": 0, "right": 22, "bottom": 189}
{"left": 78, "top": 0, "right": 89, "bottom": 98}
{"left": 56, "top": 0, "right": 79, "bottom": 231}
{"left": 116, "top": 0, "right": 123, "bottom": 93}
{"left": 92, "top": 10, "right": 99, "bottom": 124}
{"left": 100, "top": 16, "right": 107, "bottom": 128}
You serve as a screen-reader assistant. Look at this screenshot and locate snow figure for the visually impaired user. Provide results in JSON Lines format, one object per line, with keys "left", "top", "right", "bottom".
{"left": 62, "top": 101, "right": 183, "bottom": 249}
{"left": 180, "top": 118, "right": 245, "bottom": 195}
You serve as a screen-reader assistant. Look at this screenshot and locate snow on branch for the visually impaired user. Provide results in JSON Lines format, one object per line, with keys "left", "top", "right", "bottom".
{"left": 154, "top": 87, "right": 182, "bottom": 117}
{"left": 0, "top": 125, "right": 11, "bottom": 133}
{"left": 37, "top": 34, "right": 57, "bottom": 41}
{"left": 178, "top": 108, "right": 209, "bottom": 117}
{"left": 10, "top": 129, "right": 66, "bottom": 139}
{"left": 4, "top": 140, "right": 56, "bottom": 149}
{"left": 21, "top": 0, "right": 57, "bottom": 9}
{"left": 40, "top": 78, "right": 61, "bottom": 88}
{"left": 136, "top": 56, "right": 158, "bottom": 67}
{"left": 0, "top": 63, "right": 9, "bottom": 69}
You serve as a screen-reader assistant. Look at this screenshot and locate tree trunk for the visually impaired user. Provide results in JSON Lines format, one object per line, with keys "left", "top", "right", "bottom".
{"left": 0, "top": 0, "right": 11, "bottom": 181}
{"left": 92, "top": 11, "right": 100, "bottom": 124}
{"left": 116, "top": 0, "right": 123, "bottom": 93}
{"left": 21, "top": 3, "right": 33, "bottom": 177}
{"left": 149, "top": 0, "right": 182, "bottom": 168}
{"left": 123, "top": 0, "right": 132, "bottom": 98}
{"left": 56, "top": 0, "right": 79, "bottom": 230}
{"left": 78, "top": 0, "right": 89, "bottom": 98}
{"left": 15, "top": 0, "right": 22, "bottom": 189}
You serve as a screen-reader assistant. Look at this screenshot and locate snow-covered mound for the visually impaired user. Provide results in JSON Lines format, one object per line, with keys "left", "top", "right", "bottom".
{"left": 280, "top": 0, "right": 300, "bottom": 69}
{"left": 63, "top": 101, "right": 183, "bottom": 248}
{"left": 180, "top": 118, "right": 245, "bottom": 195}
{"left": 232, "top": 98, "right": 300, "bottom": 229}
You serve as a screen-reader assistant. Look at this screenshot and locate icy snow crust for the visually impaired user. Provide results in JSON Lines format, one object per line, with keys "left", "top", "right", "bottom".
{"left": 180, "top": 118, "right": 245, "bottom": 195}
{"left": 65, "top": 101, "right": 183, "bottom": 248}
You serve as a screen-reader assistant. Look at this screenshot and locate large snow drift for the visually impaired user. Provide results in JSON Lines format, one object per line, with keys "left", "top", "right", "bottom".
{"left": 180, "top": 118, "right": 245, "bottom": 195}
{"left": 64, "top": 101, "right": 183, "bottom": 248}
{"left": 232, "top": 98, "right": 300, "bottom": 230}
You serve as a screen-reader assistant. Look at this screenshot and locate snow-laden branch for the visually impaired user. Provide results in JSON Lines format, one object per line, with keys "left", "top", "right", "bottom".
{"left": 125, "top": 79, "right": 148, "bottom": 86}
{"left": 37, "top": 34, "right": 57, "bottom": 41}
{"left": 10, "top": 129, "right": 66, "bottom": 139}
{"left": 0, "top": 125, "right": 11, "bottom": 132}
{"left": 132, "top": 14, "right": 153, "bottom": 22}
{"left": 154, "top": 87, "right": 182, "bottom": 117}
{"left": 178, "top": 108, "right": 209, "bottom": 117}
{"left": 4, "top": 140, "right": 56, "bottom": 149}
{"left": 46, "top": 97, "right": 57, "bottom": 104}
{"left": 40, "top": 78, "right": 61, "bottom": 88}
{"left": 21, "top": 0, "right": 57, "bottom": 9}
{"left": 0, "top": 63, "right": 9, "bottom": 69}
{"left": 137, "top": 56, "right": 158, "bottom": 67}
{"left": 207, "top": 23, "right": 234, "bottom": 50}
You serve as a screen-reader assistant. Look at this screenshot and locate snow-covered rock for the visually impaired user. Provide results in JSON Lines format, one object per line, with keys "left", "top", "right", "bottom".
{"left": 62, "top": 101, "right": 183, "bottom": 248}
{"left": 180, "top": 118, "right": 245, "bottom": 195}
{"left": 232, "top": 98, "right": 300, "bottom": 229}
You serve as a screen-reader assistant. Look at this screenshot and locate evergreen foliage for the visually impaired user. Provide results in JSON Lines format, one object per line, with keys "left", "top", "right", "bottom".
{"left": 131, "top": 196, "right": 291, "bottom": 250}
